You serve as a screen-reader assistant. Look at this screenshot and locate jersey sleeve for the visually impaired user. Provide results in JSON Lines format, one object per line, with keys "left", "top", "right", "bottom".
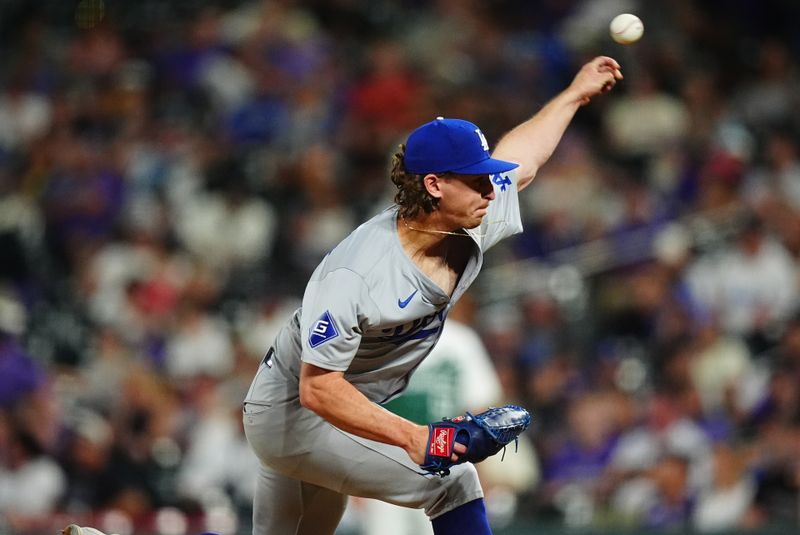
{"left": 299, "top": 268, "right": 379, "bottom": 371}
{"left": 470, "top": 168, "right": 523, "bottom": 251}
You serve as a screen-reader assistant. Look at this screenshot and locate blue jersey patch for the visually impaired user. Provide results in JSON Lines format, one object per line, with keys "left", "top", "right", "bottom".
{"left": 492, "top": 173, "right": 512, "bottom": 192}
{"left": 309, "top": 310, "right": 339, "bottom": 348}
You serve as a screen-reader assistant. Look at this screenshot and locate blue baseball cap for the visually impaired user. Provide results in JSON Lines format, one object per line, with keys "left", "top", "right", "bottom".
{"left": 404, "top": 117, "right": 519, "bottom": 175}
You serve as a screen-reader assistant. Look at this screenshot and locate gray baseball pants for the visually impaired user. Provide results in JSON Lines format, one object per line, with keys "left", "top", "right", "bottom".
{"left": 243, "top": 398, "right": 483, "bottom": 535}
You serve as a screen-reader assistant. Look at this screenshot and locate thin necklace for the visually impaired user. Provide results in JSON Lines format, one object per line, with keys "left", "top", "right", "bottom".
{"left": 401, "top": 218, "right": 470, "bottom": 237}
{"left": 400, "top": 217, "right": 505, "bottom": 238}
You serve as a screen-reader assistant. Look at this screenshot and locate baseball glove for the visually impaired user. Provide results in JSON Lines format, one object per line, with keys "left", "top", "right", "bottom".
{"left": 420, "top": 404, "right": 531, "bottom": 477}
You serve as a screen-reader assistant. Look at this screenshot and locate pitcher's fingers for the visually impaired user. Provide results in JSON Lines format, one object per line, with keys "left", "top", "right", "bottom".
{"left": 595, "top": 55, "right": 621, "bottom": 70}
{"left": 450, "top": 441, "right": 467, "bottom": 461}
{"left": 597, "top": 62, "right": 623, "bottom": 79}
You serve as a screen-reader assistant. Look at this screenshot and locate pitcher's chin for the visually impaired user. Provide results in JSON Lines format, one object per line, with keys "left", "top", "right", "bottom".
{"left": 463, "top": 217, "right": 483, "bottom": 230}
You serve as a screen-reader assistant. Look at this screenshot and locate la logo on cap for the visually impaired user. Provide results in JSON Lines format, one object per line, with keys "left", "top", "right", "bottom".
{"left": 475, "top": 128, "right": 489, "bottom": 151}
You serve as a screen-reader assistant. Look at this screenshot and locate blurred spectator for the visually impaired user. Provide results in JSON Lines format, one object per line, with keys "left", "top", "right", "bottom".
{"left": 745, "top": 130, "right": 800, "bottom": 212}
{"left": 641, "top": 454, "right": 693, "bottom": 530}
{"left": 59, "top": 409, "right": 117, "bottom": 513}
{"left": 40, "top": 137, "right": 126, "bottom": 269}
{"left": 603, "top": 69, "right": 690, "bottom": 161}
{"left": 685, "top": 212, "right": 798, "bottom": 347}
{"left": 164, "top": 300, "right": 234, "bottom": 380}
{"left": 692, "top": 443, "right": 758, "bottom": 532}
{"left": 0, "top": 417, "right": 66, "bottom": 533}
{"left": 0, "top": 312, "right": 65, "bottom": 533}
{"left": 0, "top": 77, "right": 52, "bottom": 152}
{"left": 688, "top": 322, "right": 753, "bottom": 417}
{"left": 0, "top": 332, "right": 43, "bottom": 409}
{"left": 734, "top": 40, "right": 800, "bottom": 132}
{"left": 280, "top": 144, "right": 357, "bottom": 275}
{"left": 517, "top": 133, "right": 623, "bottom": 256}
{"left": 176, "top": 375, "right": 258, "bottom": 511}
{"left": 538, "top": 391, "right": 623, "bottom": 524}
{"left": 0, "top": 175, "right": 44, "bottom": 286}
{"left": 172, "top": 159, "right": 277, "bottom": 275}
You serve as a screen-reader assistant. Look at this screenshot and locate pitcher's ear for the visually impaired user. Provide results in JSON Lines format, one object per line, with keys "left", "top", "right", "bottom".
{"left": 423, "top": 173, "right": 445, "bottom": 199}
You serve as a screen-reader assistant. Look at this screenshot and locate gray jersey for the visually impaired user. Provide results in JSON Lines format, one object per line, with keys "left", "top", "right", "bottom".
{"left": 245, "top": 169, "right": 522, "bottom": 405}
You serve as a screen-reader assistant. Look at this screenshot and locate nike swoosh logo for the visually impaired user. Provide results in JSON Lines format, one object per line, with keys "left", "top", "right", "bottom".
{"left": 397, "top": 290, "right": 418, "bottom": 308}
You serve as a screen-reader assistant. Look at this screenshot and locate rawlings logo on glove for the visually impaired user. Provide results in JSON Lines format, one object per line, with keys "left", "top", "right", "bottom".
{"left": 430, "top": 427, "right": 453, "bottom": 457}
{"left": 420, "top": 404, "right": 531, "bottom": 477}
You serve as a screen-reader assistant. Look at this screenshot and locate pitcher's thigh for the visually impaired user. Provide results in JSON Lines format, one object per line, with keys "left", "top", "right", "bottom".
{"left": 290, "top": 425, "right": 484, "bottom": 519}
{"left": 244, "top": 403, "right": 482, "bottom": 520}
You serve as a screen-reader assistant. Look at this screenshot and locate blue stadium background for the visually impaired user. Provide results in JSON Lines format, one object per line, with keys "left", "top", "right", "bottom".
{"left": 1, "top": 1, "right": 800, "bottom": 533}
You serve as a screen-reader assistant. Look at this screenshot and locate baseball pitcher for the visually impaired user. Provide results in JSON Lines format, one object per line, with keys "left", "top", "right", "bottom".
{"left": 240, "top": 56, "right": 623, "bottom": 535}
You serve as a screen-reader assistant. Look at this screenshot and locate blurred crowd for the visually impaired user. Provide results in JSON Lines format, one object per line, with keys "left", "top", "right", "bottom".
{"left": 1, "top": 0, "right": 800, "bottom": 534}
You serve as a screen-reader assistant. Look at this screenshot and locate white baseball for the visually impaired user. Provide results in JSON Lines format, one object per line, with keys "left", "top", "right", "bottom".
{"left": 610, "top": 13, "right": 644, "bottom": 45}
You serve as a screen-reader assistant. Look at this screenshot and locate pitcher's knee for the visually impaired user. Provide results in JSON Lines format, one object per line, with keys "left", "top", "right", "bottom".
{"left": 424, "top": 463, "right": 484, "bottom": 519}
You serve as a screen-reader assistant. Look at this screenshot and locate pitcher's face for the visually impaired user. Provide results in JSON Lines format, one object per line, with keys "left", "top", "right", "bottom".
{"left": 435, "top": 174, "right": 496, "bottom": 229}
